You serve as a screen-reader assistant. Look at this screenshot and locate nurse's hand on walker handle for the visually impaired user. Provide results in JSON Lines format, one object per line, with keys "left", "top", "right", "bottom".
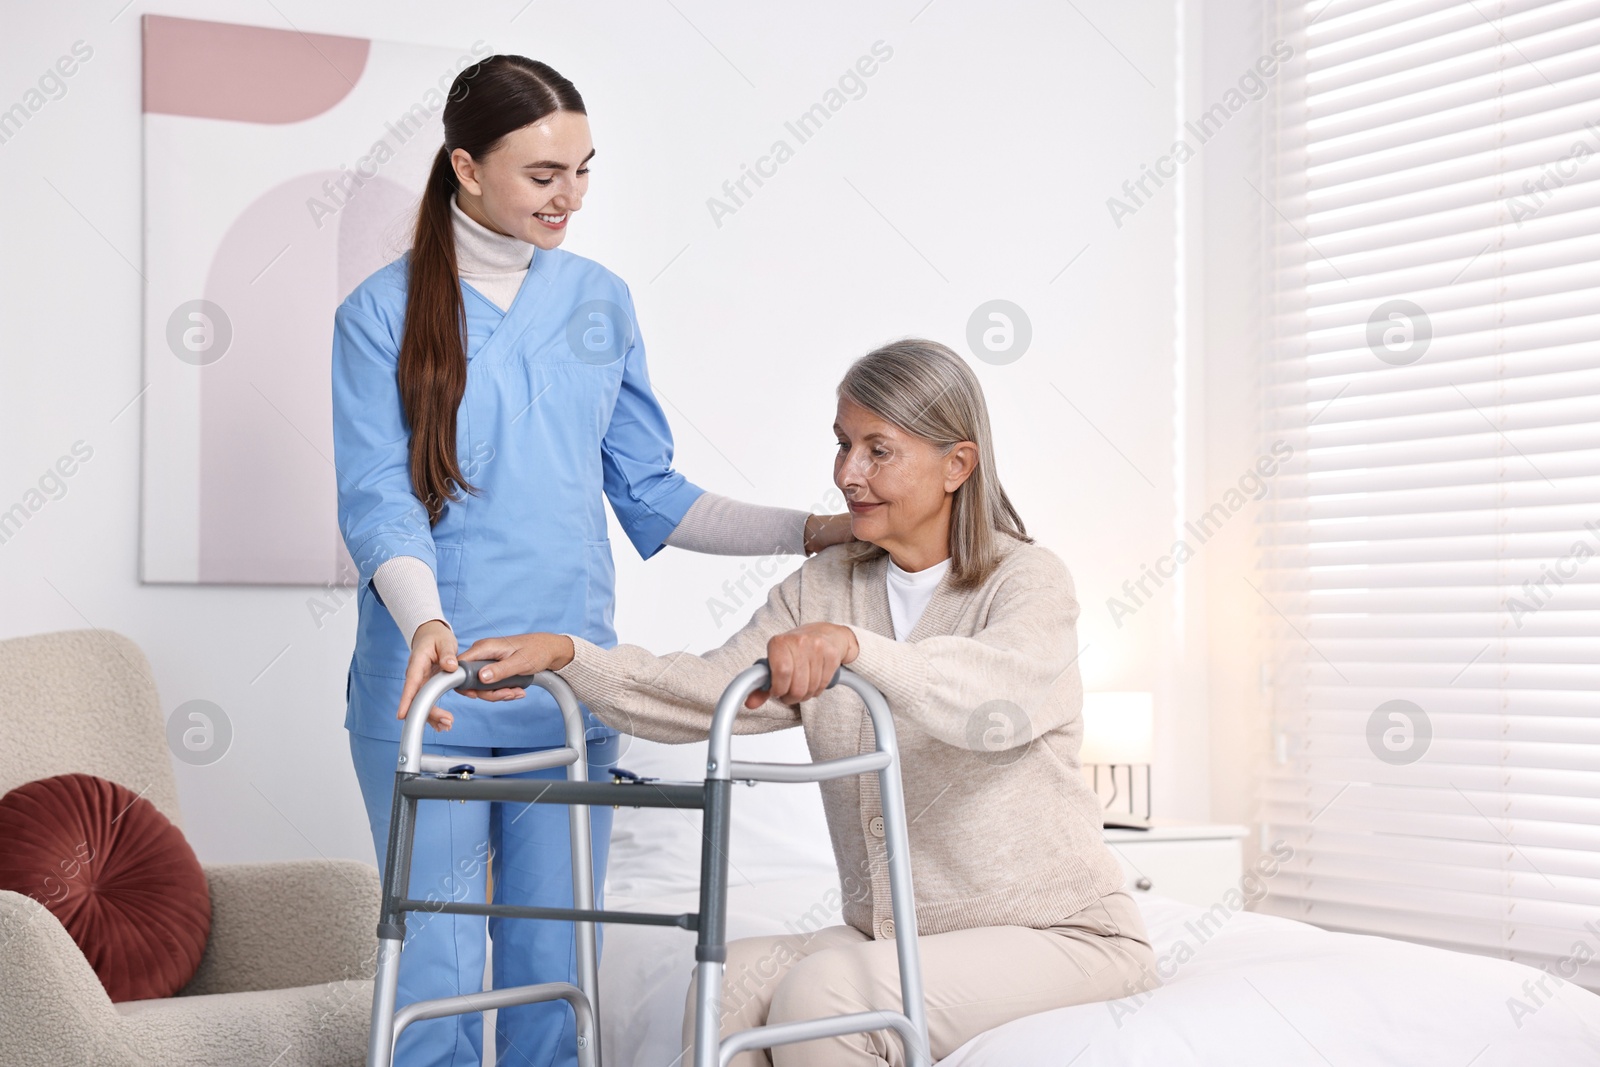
{"left": 397, "top": 619, "right": 460, "bottom": 732}
{"left": 456, "top": 622, "right": 861, "bottom": 710}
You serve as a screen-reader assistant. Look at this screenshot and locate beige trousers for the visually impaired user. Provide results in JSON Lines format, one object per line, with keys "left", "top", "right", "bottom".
{"left": 681, "top": 889, "right": 1155, "bottom": 1066}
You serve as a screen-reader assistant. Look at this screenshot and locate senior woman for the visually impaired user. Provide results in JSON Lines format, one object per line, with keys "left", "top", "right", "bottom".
{"left": 419, "top": 338, "right": 1156, "bottom": 1065}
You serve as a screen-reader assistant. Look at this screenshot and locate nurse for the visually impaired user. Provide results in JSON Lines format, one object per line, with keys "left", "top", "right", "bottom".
{"left": 333, "top": 55, "right": 850, "bottom": 1067}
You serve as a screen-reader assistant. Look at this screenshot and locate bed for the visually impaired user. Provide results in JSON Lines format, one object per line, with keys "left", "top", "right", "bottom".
{"left": 595, "top": 735, "right": 1600, "bottom": 1066}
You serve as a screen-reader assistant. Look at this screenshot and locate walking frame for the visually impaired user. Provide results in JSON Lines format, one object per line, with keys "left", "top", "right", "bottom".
{"left": 367, "top": 658, "right": 932, "bottom": 1067}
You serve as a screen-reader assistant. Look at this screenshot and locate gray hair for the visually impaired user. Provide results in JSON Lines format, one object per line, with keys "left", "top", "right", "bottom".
{"left": 836, "top": 337, "right": 1030, "bottom": 589}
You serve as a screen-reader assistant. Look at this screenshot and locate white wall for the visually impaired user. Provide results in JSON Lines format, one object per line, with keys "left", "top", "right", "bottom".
{"left": 0, "top": 0, "right": 1210, "bottom": 869}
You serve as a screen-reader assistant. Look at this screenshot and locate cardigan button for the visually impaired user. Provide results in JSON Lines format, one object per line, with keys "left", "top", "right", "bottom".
{"left": 879, "top": 918, "right": 895, "bottom": 939}
{"left": 868, "top": 816, "right": 885, "bottom": 837}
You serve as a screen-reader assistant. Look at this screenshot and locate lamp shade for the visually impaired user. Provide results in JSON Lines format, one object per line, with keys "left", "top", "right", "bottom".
{"left": 1079, "top": 691, "right": 1154, "bottom": 765}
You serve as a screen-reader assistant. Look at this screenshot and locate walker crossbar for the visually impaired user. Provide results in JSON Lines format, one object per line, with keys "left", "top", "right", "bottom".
{"left": 391, "top": 981, "right": 594, "bottom": 1046}
{"left": 366, "top": 658, "right": 930, "bottom": 1067}
{"left": 400, "top": 775, "right": 704, "bottom": 807}
{"left": 392, "top": 897, "right": 697, "bottom": 929}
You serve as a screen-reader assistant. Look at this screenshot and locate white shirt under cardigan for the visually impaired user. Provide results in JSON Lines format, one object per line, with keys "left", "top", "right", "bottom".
{"left": 885, "top": 555, "right": 952, "bottom": 641}
{"left": 370, "top": 195, "right": 811, "bottom": 642}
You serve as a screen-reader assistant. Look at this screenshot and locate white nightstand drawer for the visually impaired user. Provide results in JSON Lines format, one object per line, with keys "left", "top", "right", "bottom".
{"left": 1101, "top": 823, "right": 1248, "bottom": 909}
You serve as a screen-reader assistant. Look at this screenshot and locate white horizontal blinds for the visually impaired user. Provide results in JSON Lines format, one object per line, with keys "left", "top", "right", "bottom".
{"left": 1258, "top": 0, "right": 1600, "bottom": 989}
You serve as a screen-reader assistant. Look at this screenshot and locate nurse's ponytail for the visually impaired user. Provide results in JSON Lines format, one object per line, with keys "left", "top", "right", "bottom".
{"left": 398, "top": 56, "right": 586, "bottom": 525}
{"left": 400, "top": 145, "right": 469, "bottom": 526}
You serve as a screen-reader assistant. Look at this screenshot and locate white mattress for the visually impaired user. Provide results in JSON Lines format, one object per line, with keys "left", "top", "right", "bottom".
{"left": 598, "top": 874, "right": 1600, "bottom": 1066}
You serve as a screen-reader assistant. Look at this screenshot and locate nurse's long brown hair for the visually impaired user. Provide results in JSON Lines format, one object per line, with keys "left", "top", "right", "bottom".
{"left": 399, "top": 55, "right": 585, "bottom": 525}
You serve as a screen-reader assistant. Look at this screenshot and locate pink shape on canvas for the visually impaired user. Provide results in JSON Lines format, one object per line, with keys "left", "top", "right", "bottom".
{"left": 143, "top": 14, "right": 369, "bottom": 124}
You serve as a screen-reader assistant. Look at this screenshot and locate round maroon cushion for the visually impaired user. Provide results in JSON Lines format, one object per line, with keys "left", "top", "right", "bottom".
{"left": 0, "top": 773, "right": 210, "bottom": 1001}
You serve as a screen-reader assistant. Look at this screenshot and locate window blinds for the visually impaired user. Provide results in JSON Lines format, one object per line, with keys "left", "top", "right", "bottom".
{"left": 1258, "top": 0, "right": 1600, "bottom": 990}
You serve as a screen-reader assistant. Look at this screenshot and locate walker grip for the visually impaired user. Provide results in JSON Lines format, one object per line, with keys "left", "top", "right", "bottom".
{"left": 752, "top": 657, "right": 843, "bottom": 690}
{"left": 457, "top": 660, "right": 541, "bottom": 691}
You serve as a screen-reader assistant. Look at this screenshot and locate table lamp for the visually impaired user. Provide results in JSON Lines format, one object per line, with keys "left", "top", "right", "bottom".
{"left": 1080, "top": 691, "right": 1154, "bottom": 829}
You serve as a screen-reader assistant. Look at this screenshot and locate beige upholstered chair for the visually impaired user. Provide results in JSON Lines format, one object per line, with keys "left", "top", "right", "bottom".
{"left": 0, "top": 628, "right": 380, "bottom": 1065}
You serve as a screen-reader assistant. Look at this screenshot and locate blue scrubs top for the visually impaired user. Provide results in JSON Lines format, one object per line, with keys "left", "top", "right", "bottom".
{"left": 332, "top": 246, "right": 705, "bottom": 748}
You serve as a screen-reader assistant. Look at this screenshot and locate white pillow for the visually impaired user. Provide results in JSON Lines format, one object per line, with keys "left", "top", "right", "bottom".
{"left": 604, "top": 726, "right": 838, "bottom": 900}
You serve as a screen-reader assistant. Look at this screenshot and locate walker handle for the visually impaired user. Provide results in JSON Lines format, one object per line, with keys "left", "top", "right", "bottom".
{"left": 751, "top": 657, "right": 842, "bottom": 690}
{"left": 456, "top": 660, "right": 541, "bottom": 691}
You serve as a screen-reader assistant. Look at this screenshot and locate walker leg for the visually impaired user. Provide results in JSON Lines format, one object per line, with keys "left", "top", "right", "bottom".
{"left": 368, "top": 773, "right": 419, "bottom": 1067}
{"left": 879, "top": 759, "right": 930, "bottom": 1067}
{"left": 691, "top": 961, "right": 724, "bottom": 1067}
{"left": 566, "top": 745, "right": 600, "bottom": 1067}
{"left": 367, "top": 938, "right": 402, "bottom": 1066}
{"left": 692, "top": 778, "right": 733, "bottom": 1067}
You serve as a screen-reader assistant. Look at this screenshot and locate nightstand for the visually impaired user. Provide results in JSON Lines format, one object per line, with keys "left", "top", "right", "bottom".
{"left": 1101, "top": 821, "right": 1249, "bottom": 908}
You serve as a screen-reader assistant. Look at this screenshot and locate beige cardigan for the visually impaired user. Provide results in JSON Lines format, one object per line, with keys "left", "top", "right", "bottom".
{"left": 557, "top": 535, "right": 1130, "bottom": 940}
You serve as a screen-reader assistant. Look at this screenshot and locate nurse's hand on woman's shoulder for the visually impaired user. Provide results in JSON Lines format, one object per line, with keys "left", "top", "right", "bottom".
{"left": 397, "top": 619, "right": 460, "bottom": 732}
{"left": 455, "top": 633, "right": 578, "bottom": 703}
{"left": 803, "top": 513, "right": 856, "bottom": 554}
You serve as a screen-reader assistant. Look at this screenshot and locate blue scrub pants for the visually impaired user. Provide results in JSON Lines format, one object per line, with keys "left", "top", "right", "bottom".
{"left": 350, "top": 729, "right": 620, "bottom": 1067}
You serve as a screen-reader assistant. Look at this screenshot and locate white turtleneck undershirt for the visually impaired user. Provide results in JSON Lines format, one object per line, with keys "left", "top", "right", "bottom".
{"left": 449, "top": 193, "right": 535, "bottom": 310}
{"left": 368, "top": 195, "right": 811, "bottom": 645}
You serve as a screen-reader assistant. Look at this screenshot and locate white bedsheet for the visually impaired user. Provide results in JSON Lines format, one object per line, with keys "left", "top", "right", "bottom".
{"left": 598, "top": 874, "right": 1600, "bottom": 1066}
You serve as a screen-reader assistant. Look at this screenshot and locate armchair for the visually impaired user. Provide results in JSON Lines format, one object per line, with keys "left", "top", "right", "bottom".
{"left": 0, "top": 628, "right": 380, "bottom": 1065}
